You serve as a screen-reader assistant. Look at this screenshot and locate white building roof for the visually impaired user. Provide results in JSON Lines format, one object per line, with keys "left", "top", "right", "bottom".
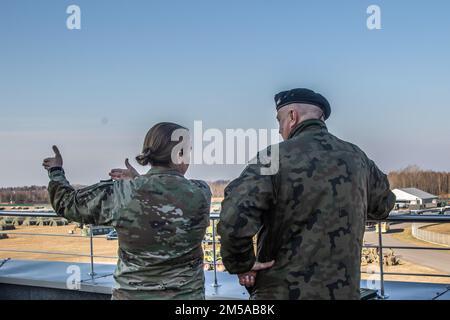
{"left": 393, "top": 188, "right": 438, "bottom": 201}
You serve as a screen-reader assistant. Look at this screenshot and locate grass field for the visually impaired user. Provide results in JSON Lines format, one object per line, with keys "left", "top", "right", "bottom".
{"left": 390, "top": 225, "right": 450, "bottom": 248}
{"left": 423, "top": 223, "right": 450, "bottom": 235}
{"left": 0, "top": 224, "right": 118, "bottom": 264}
{"left": 361, "top": 261, "right": 450, "bottom": 285}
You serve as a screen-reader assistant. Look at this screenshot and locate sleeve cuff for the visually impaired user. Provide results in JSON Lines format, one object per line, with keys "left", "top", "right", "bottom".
{"left": 48, "top": 167, "right": 65, "bottom": 180}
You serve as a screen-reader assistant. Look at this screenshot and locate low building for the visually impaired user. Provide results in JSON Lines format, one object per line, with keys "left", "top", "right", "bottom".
{"left": 392, "top": 188, "right": 438, "bottom": 208}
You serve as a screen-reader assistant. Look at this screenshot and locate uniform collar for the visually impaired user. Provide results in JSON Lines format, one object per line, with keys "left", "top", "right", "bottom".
{"left": 146, "top": 166, "right": 184, "bottom": 177}
{"left": 288, "top": 119, "right": 328, "bottom": 139}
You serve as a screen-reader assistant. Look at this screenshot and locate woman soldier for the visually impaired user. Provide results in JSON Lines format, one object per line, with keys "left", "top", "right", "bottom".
{"left": 42, "top": 122, "right": 211, "bottom": 300}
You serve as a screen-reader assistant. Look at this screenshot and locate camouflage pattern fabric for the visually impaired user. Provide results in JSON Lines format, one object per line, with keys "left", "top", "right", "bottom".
{"left": 48, "top": 166, "right": 211, "bottom": 300}
{"left": 218, "top": 119, "right": 396, "bottom": 300}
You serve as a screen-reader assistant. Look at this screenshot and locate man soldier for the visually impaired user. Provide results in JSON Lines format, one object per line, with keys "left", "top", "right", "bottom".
{"left": 218, "top": 88, "right": 395, "bottom": 300}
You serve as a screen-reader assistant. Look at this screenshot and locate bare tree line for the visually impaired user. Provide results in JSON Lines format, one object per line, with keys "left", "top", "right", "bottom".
{"left": 0, "top": 181, "right": 232, "bottom": 205}
{"left": 0, "top": 186, "right": 49, "bottom": 204}
{"left": 2, "top": 166, "right": 449, "bottom": 204}
{"left": 388, "top": 165, "right": 450, "bottom": 198}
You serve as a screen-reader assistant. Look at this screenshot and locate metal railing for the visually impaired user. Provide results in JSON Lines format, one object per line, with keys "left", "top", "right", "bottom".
{"left": 1, "top": 212, "right": 450, "bottom": 298}
{"left": 0, "top": 212, "right": 116, "bottom": 280}
{"left": 365, "top": 214, "right": 450, "bottom": 299}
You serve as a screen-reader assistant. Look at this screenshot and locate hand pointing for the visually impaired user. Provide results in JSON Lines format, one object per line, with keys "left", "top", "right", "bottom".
{"left": 109, "top": 158, "right": 140, "bottom": 180}
{"left": 42, "top": 145, "right": 63, "bottom": 170}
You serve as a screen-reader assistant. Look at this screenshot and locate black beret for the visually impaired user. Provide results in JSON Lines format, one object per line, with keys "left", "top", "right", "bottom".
{"left": 274, "top": 88, "right": 331, "bottom": 120}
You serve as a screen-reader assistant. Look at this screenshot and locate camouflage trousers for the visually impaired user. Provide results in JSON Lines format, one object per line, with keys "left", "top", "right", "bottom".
{"left": 111, "top": 287, "right": 205, "bottom": 300}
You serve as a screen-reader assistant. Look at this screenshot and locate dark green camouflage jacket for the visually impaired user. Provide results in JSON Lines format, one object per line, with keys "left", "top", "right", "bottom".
{"left": 218, "top": 119, "right": 395, "bottom": 300}
{"left": 48, "top": 166, "right": 211, "bottom": 300}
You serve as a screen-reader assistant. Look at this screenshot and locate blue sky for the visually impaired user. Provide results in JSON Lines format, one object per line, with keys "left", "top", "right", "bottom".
{"left": 1, "top": 0, "right": 450, "bottom": 186}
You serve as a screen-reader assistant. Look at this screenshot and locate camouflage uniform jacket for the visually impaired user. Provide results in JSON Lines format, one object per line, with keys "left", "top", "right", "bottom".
{"left": 48, "top": 166, "right": 211, "bottom": 300}
{"left": 218, "top": 119, "right": 395, "bottom": 300}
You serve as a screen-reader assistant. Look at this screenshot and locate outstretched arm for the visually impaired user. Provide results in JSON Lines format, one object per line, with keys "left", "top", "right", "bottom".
{"left": 47, "top": 168, "right": 116, "bottom": 225}
{"left": 43, "top": 146, "right": 130, "bottom": 226}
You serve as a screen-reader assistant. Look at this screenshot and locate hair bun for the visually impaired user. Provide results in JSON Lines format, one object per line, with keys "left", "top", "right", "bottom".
{"left": 144, "top": 147, "right": 155, "bottom": 160}
{"left": 137, "top": 122, "right": 188, "bottom": 167}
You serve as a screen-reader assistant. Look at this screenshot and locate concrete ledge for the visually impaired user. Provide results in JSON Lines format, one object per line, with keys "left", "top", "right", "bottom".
{"left": 1, "top": 259, "right": 449, "bottom": 300}
{"left": 0, "top": 283, "right": 110, "bottom": 300}
{"left": 0, "top": 259, "right": 249, "bottom": 300}
{"left": 0, "top": 259, "right": 115, "bottom": 295}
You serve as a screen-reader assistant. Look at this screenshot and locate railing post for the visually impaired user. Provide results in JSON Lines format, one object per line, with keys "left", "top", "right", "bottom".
{"left": 88, "top": 225, "right": 96, "bottom": 277}
{"left": 211, "top": 219, "right": 220, "bottom": 288}
{"left": 0, "top": 258, "right": 11, "bottom": 269}
{"left": 377, "top": 222, "right": 388, "bottom": 299}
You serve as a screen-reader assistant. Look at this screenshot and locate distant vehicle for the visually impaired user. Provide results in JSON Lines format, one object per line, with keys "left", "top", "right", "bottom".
{"left": 82, "top": 226, "right": 114, "bottom": 237}
{"left": 395, "top": 203, "right": 408, "bottom": 209}
{"left": 106, "top": 230, "right": 118, "bottom": 240}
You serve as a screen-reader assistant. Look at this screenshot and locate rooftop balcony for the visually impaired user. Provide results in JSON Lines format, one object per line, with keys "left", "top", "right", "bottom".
{"left": 1, "top": 213, "right": 449, "bottom": 300}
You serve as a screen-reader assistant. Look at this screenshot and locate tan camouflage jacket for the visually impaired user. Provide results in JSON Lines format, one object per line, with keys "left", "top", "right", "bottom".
{"left": 218, "top": 119, "right": 395, "bottom": 300}
{"left": 48, "top": 166, "right": 211, "bottom": 300}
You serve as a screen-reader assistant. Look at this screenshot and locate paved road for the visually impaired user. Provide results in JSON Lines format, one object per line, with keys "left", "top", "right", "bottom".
{"left": 364, "top": 223, "right": 450, "bottom": 274}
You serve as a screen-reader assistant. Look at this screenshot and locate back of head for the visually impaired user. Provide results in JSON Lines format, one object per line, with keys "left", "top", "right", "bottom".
{"left": 274, "top": 88, "right": 331, "bottom": 120}
{"left": 136, "top": 122, "right": 187, "bottom": 167}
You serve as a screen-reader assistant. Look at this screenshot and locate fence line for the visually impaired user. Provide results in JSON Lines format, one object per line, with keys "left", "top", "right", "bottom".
{"left": 412, "top": 223, "right": 450, "bottom": 246}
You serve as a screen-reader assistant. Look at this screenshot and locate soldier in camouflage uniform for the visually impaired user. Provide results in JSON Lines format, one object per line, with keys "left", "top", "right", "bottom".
{"left": 43, "top": 122, "right": 211, "bottom": 300}
{"left": 218, "top": 88, "right": 396, "bottom": 300}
